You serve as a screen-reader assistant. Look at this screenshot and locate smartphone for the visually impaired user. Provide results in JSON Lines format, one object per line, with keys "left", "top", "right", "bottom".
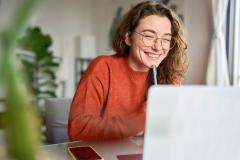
{"left": 68, "top": 146, "right": 104, "bottom": 160}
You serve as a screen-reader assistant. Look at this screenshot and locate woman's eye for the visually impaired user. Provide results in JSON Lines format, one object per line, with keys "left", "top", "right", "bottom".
{"left": 144, "top": 35, "right": 155, "bottom": 39}
{"left": 162, "top": 38, "right": 171, "bottom": 42}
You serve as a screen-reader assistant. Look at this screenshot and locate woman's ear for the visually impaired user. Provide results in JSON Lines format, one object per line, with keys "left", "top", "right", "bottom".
{"left": 124, "top": 32, "right": 131, "bottom": 46}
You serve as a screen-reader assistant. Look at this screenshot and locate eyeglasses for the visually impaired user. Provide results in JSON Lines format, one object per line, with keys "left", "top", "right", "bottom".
{"left": 134, "top": 31, "right": 176, "bottom": 50}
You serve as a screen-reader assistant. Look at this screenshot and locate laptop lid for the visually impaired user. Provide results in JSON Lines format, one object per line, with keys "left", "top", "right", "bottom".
{"left": 143, "top": 86, "right": 240, "bottom": 160}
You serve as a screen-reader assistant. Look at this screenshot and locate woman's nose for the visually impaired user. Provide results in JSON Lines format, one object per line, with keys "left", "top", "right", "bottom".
{"left": 152, "top": 39, "right": 163, "bottom": 51}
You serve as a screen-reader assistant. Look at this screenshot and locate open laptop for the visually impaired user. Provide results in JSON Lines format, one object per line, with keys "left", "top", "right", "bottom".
{"left": 143, "top": 86, "right": 240, "bottom": 160}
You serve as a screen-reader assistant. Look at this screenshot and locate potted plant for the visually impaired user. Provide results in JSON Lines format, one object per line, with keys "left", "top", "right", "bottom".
{"left": 18, "top": 27, "right": 61, "bottom": 113}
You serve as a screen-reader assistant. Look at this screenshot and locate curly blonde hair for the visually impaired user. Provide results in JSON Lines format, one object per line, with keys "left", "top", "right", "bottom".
{"left": 112, "top": 0, "right": 188, "bottom": 86}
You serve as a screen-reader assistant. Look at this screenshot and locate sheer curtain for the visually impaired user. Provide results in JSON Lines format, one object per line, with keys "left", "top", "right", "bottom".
{"left": 206, "top": 0, "right": 230, "bottom": 86}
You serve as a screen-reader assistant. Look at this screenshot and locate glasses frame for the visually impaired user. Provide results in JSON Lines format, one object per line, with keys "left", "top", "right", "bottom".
{"left": 134, "top": 31, "right": 176, "bottom": 51}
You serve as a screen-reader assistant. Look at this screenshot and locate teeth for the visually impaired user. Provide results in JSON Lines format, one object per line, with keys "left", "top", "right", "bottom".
{"left": 147, "top": 53, "right": 160, "bottom": 58}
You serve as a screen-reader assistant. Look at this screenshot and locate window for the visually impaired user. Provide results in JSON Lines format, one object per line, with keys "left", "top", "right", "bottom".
{"left": 227, "top": 0, "right": 240, "bottom": 86}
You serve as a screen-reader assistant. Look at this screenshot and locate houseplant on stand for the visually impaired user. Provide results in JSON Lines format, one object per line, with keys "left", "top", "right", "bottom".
{"left": 18, "top": 26, "right": 61, "bottom": 114}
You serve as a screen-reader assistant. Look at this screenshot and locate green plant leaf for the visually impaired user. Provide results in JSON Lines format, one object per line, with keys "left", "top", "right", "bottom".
{"left": 18, "top": 26, "right": 60, "bottom": 108}
{"left": 38, "top": 81, "right": 58, "bottom": 88}
{"left": 38, "top": 91, "right": 57, "bottom": 98}
{"left": 0, "top": 0, "right": 41, "bottom": 159}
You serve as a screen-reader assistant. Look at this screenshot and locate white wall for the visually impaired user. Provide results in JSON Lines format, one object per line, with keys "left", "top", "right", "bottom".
{"left": 184, "top": 0, "right": 212, "bottom": 84}
{"left": 0, "top": 0, "right": 22, "bottom": 31}
{"left": 91, "top": 0, "right": 147, "bottom": 54}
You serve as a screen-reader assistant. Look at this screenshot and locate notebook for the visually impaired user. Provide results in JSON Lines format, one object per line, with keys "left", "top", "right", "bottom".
{"left": 143, "top": 86, "right": 240, "bottom": 160}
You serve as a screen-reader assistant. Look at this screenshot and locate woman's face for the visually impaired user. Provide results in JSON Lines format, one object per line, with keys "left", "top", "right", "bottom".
{"left": 125, "top": 15, "right": 172, "bottom": 72}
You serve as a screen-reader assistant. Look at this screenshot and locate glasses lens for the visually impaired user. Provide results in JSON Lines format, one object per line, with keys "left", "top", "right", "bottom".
{"left": 138, "top": 31, "right": 176, "bottom": 50}
{"left": 142, "top": 35, "right": 155, "bottom": 47}
{"left": 162, "top": 37, "right": 176, "bottom": 50}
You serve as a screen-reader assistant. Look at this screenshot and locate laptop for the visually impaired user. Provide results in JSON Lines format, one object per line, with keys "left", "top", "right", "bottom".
{"left": 143, "top": 86, "right": 240, "bottom": 160}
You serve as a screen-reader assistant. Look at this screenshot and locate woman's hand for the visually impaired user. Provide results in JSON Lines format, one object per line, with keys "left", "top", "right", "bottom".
{"left": 136, "top": 130, "right": 144, "bottom": 136}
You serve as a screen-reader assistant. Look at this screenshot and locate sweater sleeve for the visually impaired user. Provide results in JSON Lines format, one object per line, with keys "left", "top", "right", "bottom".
{"left": 68, "top": 58, "right": 145, "bottom": 141}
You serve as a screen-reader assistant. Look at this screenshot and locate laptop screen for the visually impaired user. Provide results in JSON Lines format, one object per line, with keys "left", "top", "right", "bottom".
{"left": 143, "top": 86, "right": 240, "bottom": 160}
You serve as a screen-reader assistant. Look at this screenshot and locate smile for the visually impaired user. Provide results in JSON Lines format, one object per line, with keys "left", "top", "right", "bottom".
{"left": 145, "top": 52, "right": 161, "bottom": 59}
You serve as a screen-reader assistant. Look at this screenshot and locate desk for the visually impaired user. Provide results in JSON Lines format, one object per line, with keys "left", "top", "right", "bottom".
{"left": 39, "top": 136, "right": 143, "bottom": 160}
{"left": 0, "top": 130, "right": 143, "bottom": 160}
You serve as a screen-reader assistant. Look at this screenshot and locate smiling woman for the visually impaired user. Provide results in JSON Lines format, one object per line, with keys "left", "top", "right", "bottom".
{"left": 124, "top": 15, "right": 173, "bottom": 72}
{"left": 68, "top": 0, "right": 188, "bottom": 141}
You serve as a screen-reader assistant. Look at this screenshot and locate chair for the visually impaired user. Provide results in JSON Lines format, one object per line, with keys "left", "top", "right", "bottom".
{"left": 45, "top": 98, "right": 72, "bottom": 144}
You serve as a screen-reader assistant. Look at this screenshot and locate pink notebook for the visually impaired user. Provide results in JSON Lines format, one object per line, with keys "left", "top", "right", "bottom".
{"left": 116, "top": 154, "right": 142, "bottom": 160}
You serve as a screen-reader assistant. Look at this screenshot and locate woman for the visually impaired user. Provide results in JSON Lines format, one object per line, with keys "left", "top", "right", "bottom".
{"left": 68, "top": 0, "right": 188, "bottom": 141}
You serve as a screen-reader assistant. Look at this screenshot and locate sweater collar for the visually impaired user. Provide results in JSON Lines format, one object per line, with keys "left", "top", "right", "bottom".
{"left": 123, "top": 56, "right": 149, "bottom": 79}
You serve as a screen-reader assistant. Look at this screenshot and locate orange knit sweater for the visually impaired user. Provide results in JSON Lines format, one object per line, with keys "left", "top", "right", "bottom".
{"left": 68, "top": 55, "right": 149, "bottom": 141}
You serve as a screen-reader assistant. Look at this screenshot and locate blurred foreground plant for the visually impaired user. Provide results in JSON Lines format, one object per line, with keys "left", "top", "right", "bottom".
{"left": 0, "top": 0, "right": 41, "bottom": 159}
